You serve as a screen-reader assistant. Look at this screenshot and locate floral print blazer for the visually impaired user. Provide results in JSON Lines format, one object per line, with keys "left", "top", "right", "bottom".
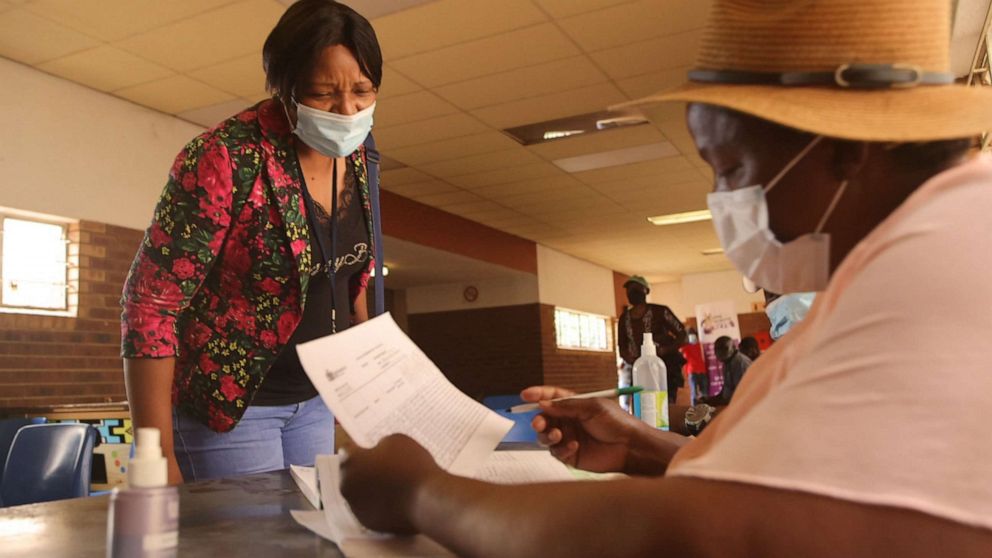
{"left": 121, "top": 99, "right": 376, "bottom": 432}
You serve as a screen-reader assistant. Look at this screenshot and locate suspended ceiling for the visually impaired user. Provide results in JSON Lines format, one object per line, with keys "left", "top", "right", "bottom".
{"left": 0, "top": 0, "right": 728, "bottom": 283}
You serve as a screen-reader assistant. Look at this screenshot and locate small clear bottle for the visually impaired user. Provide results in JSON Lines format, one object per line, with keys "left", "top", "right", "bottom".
{"left": 632, "top": 333, "right": 670, "bottom": 430}
{"left": 107, "top": 427, "right": 179, "bottom": 558}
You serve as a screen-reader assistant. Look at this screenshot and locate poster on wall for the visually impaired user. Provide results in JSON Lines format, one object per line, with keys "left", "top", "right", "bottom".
{"left": 695, "top": 300, "right": 742, "bottom": 397}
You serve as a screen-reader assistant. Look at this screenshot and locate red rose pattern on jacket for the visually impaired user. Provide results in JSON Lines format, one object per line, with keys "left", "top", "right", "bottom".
{"left": 121, "top": 99, "right": 376, "bottom": 432}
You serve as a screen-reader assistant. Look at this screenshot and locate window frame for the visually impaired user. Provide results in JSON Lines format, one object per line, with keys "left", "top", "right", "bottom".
{"left": 553, "top": 306, "right": 614, "bottom": 353}
{"left": 0, "top": 212, "right": 71, "bottom": 314}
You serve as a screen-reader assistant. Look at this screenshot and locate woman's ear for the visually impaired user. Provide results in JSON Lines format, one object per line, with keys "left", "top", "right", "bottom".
{"left": 830, "top": 139, "right": 871, "bottom": 183}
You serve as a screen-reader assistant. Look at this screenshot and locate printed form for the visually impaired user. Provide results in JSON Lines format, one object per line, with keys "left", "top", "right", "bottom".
{"left": 296, "top": 313, "right": 513, "bottom": 476}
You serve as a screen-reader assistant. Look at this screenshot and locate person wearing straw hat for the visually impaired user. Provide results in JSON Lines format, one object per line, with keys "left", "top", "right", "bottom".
{"left": 335, "top": 1, "right": 992, "bottom": 555}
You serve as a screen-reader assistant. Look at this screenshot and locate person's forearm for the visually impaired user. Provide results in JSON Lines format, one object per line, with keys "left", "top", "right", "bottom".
{"left": 412, "top": 475, "right": 685, "bottom": 558}
{"left": 622, "top": 421, "right": 690, "bottom": 476}
{"left": 124, "top": 357, "right": 181, "bottom": 482}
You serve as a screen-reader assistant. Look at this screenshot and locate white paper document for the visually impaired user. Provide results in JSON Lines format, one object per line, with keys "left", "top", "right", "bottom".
{"left": 289, "top": 464, "right": 320, "bottom": 510}
{"left": 297, "top": 313, "right": 513, "bottom": 476}
{"left": 471, "top": 451, "right": 575, "bottom": 484}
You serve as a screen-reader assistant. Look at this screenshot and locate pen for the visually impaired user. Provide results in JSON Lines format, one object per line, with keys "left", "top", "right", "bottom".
{"left": 504, "top": 386, "right": 644, "bottom": 413}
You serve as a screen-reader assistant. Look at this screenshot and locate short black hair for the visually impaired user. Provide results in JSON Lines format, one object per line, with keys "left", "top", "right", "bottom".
{"left": 739, "top": 337, "right": 759, "bottom": 353}
{"left": 263, "top": 0, "right": 383, "bottom": 101}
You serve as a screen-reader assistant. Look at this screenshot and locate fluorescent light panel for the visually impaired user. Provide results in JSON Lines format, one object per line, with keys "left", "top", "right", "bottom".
{"left": 646, "top": 209, "right": 712, "bottom": 226}
{"left": 503, "top": 110, "right": 647, "bottom": 146}
{"left": 700, "top": 248, "right": 724, "bottom": 256}
{"left": 553, "top": 142, "right": 679, "bottom": 173}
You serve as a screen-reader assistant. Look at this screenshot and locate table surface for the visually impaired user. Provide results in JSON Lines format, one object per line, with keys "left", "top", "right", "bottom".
{"left": 0, "top": 470, "right": 345, "bottom": 558}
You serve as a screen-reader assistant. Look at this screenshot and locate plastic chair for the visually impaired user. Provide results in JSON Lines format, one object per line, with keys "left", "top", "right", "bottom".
{"left": 0, "top": 418, "right": 34, "bottom": 486}
{"left": 0, "top": 423, "right": 99, "bottom": 507}
{"left": 482, "top": 395, "right": 539, "bottom": 443}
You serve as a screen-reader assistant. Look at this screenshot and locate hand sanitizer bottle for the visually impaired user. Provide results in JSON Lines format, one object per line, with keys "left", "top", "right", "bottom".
{"left": 632, "top": 333, "right": 669, "bottom": 430}
{"left": 107, "top": 427, "right": 179, "bottom": 557}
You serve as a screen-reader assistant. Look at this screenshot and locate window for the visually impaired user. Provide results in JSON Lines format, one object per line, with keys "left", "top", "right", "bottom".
{"left": 554, "top": 307, "right": 611, "bottom": 352}
{"left": 1, "top": 215, "right": 69, "bottom": 312}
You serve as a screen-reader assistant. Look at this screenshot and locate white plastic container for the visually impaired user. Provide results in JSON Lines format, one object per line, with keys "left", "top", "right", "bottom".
{"left": 632, "top": 333, "right": 669, "bottom": 430}
{"left": 107, "top": 427, "right": 179, "bottom": 558}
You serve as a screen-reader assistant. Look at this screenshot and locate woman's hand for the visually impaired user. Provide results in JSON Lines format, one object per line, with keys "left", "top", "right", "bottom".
{"left": 521, "top": 386, "right": 642, "bottom": 473}
{"left": 340, "top": 434, "right": 441, "bottom": 535}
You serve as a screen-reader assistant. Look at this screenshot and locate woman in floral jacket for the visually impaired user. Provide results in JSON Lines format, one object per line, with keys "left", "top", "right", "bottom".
{"left": 121, "top": 0, "right": 382, "bottom": 484}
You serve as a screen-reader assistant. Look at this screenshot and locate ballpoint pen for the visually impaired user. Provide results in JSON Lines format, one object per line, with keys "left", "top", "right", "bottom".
{"left": 505, "top": 386, "right": 643, "bottom": 413}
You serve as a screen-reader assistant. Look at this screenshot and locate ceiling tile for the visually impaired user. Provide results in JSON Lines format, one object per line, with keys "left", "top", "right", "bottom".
{"left": 533, "top": 0, "right": 631, "bottom": 19}
{"left": 115, "top": 0, "right": 284, "bottom": 72}
{"left": 188, "top": 53, "right": 267, "bottom": 98}
{"left": 373, "top": 112, "right": 488, "bottom": 149}
{"left": 25, "top": 0, "right": 233, "bottom": 42}
{"left": 0, "top": 1, "right": 15, "bottom": 13}
{"left": 591, "top": 30, "right": 701, "bottom": 80}
{"left": 115, "top": 75, "right": 235, "bottom": 114}
{"left": 373, "top": 90, "right": 459, "bottom": 128}
{"left": 176, "top": 98, "right": 252, "bottom": 127}
{"left": 387, "top": 131, "right": 519, "bottom": 166}
{"left": 434, "top": 55, "right": 606, "bottom": 110}
{"left": 372, "top": 0, "right": 547, "bottom": 59}
{"left": 435, "top": 200, "right": 508, "bottom": 216}
{"left": 382, "top": 167, "right": 434, "bottom": 186}
{"left": 390, "top": 23, "right": 578, "bottom": 87}
{"left": 571, "top": 154, "right": 694, "bottom": 185}
{"left": 527, "top": 125, "right": 665, "bottom": 161}
{"left": 418, "top": 148, "right": 542, "bottom": 179}
{"left": 615, "top": 66, "right": 690, "bottom": 99}
{"left": 0, "top": 8, "right": 98, "bottom": 64}
{"left": 558, "top": 0, "right": 709, "bottom": 53}
{"left": 446, "top": 161, "right": 564, "bottom": 189}
{"left": 379, "top": 65, "right": 422, "bottom": 98}
{"left": 471, "top": 82, "right": 627, "bottom": 129}
{"left": 384, "top": 180, "right": 459, "bottom": 198}
{"left": 413, "top": 190, "right": 484, "bottom": 206}
{"left": 473, "top": 175, "right": 585, "bottom": 199}
{"left": 37, "top": 45, "right": 174, "bottom": 92}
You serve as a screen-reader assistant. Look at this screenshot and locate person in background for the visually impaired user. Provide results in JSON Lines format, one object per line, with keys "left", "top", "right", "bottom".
{"left": 334, "top": 0, "right": 992, "bottom": 555}
{"left": 679, "top": 327, "right": 708, "bottom": 403}
{"left": 738, "top": 336, "right": 761, "bottom": 361}
{"left": 764, "top": 291, "right": 817, "bottom": 340}
{"left": 701, "top": 336, "right": 752, "bottom": 406}
{"left": 120, "top": 0, "right": 384, "bottom": 484}
{"left": 617, "top": 275, "right": 687, "bottom": 405}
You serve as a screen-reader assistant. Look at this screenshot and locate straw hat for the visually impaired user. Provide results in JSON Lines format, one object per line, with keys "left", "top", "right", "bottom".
{"left": 618, "top": 0, "right": 992, "bottom": 141}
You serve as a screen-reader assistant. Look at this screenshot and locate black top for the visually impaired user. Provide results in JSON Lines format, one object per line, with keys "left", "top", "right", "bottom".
{"left": 253, "top": 168, "right": 370, "bottom": 406}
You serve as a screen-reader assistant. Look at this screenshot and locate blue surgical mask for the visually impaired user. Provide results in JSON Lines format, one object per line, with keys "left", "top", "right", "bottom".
{"left": 765, "top": 292, "right": 816, "bottom": 340}
{"left": 291, "top": 100, "right": 375, "bottom": 158}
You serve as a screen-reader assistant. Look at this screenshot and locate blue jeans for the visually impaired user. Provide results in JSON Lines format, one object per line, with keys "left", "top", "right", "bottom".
{"left": 172, "top": 396, "right": 334, "bottom": 482}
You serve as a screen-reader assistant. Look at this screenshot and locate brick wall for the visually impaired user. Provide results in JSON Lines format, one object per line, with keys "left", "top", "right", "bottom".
{"left": 408, "top": 304, "right": 544, "bottom": 401}
{"left": 0, "top": 221, "right": 142, "bottom": 409}
{"left": 408, "top": 303, "right": 616, "bottom": 401}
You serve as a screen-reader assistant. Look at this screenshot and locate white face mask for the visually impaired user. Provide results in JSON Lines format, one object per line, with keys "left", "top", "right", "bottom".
{"left": 290, "top": 100, "right": 375, "bottom": 158}
{"left": 706, "top": 135, "right": 850, "bottom": 294}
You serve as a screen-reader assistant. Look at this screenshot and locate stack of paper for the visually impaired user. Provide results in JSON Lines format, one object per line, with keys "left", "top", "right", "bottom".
{"left": 289, "top": 314, "right": 577, "bottom": 556}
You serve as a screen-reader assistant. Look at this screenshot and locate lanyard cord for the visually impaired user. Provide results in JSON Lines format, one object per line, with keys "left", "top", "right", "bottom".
{"left": 300, "top": 158, "right": 340, "bottom": 334}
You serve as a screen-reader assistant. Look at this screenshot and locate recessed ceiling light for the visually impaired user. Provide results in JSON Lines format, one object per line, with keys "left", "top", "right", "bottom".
{"left": 646, "top": 209, "right": 712, "bottom": 226}
{"left": 700, "top": 248, "right": 724, "bottom": 256}
{"left": 542, "top": 130, "right": 585, "bottom": 140}
{"left": 370, "top": 265, "right": 390, "bottom": 278}
{"left": 553, "top": 142, "right": 679, "bottom": 173}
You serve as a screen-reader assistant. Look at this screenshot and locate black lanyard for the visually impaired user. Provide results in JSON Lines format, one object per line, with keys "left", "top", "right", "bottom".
{"left": 299, "top": 159, "right": 339, "bottom": 333}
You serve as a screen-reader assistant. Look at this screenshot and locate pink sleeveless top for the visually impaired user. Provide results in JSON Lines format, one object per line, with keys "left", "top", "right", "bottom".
{"left": 668, "top": 155, "right": 992, "bottom": 530}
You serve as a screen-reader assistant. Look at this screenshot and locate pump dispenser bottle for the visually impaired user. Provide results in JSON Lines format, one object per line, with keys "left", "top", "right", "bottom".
{"left": 631, "top": 333, "right": 670, "bottom": 430}
{"left": 107, "top": 427, "right": 179, "bottom": 557}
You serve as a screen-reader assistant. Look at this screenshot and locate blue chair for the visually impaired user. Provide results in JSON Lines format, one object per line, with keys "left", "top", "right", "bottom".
{"left": 1, "top": 423, "right": 99, "bottom": 507}
{"left": 482, "top": 394, "right": 539, "bottom": 443}
{"left": 0, "top": 418, "right": 34, "bottom": 487}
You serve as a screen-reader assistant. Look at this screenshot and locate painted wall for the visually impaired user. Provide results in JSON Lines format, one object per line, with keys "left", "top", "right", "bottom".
{"left": 651, "top": 270, "right": 765, "bottom": 319}
{"left": 536, "top": 245, "right": 616, "bottom": 317}
{"left": 405, "top": 276, "right": 539, "bottom": 315}
{"left": 0, "top": 58, "right": 203, "bottom": 230}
